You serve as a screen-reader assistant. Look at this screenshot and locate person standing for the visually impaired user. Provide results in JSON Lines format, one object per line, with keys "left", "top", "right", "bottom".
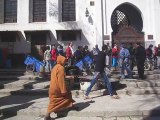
{"left": 92, "top": 44, "right": 100, "bottom": 63}
{"left": 111, "top": 44, "right": 119, "bottom": 71}
{"left": 84, "top": 46, "right": 119, "bottom": 99}
{"left": 44, "top": 46, "right": 52, "bottom": 73}
{"left": 57, "top": 45, "right": 64, "bottom": 56}
{"left": 74, "top": 46, "right": 83, "bottom": 63}
{"left": 105, "top": 43, "right": 112, "bottom": 69}
{"left": 157, "top": 44, "right": 160, "bottom": 69}
{"left": 44, "top": 55, "right": 78, "bottom": 120}
{"left": 65, "top": 42, "right": 74, "bottom": 66}
{"left": 153, "top": 46, "right": 158, "bottom": 68}
{"left": 119, "top": 43, "right": 132, "bottom": 79}
{"left": 146, "top": 44, "right": 153, "bottom": 60}
{"left": 135, "top": 42, "right": 146, "bottom": 80}
{"left": 51, "top": 45, "right": 57, "bottom": 68}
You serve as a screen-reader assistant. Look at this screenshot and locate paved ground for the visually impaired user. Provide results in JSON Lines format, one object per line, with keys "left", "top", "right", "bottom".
{"left": 1, "top": 94, "right": 160, "bottom": 120}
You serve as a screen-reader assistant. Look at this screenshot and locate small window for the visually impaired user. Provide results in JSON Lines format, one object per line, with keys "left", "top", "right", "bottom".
{"left": 4, "top": 0, "right": 17, "bottom": 23}
{"left": 90, "top": 1, "right": 95, "bottom": 6}
{"left": 62, "top": 0, "right": 76, "bottom": 21}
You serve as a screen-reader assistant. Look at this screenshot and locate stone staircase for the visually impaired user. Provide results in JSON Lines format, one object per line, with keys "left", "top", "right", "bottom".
{"left": 0, "top": 69, "right": 160, "bottom": 119}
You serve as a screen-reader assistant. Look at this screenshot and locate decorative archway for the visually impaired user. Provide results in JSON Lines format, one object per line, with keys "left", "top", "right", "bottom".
{"left": 111, "top": 2, "right": 144, "bottom": 46}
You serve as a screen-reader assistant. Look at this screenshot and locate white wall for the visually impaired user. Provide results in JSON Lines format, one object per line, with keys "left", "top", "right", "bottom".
{"left": 0, "top": 0, "right": 160, "bottom": 53}
{"left": 104, "top": 0, "right": 160, "bottom": 47}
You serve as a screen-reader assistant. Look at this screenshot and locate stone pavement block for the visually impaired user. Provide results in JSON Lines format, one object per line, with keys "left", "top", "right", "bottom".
{"left": 104, "top": 111, "right": 143, "bottom": 117}
{"left": 130, "top": 116, "right": 143, "bottom": 120}
{"left": 116, "top": 117, "right": 131, "bottom": 120}
{"left": 52, "top": 116, "right": 103, "bottom": 120}
{"left": 104, "top": 117, "right": 117, "bottom": 120}
{"left": 67, "top": 111, "right": 105, "bottom": 117}
{"left": 1, "top": 115, "right": 42, "bottom": 120}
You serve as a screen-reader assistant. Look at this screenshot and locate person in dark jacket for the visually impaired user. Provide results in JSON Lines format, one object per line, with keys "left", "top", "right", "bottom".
{"left": 84, "top": 46, "right": 119, "bottom": 99}
{"left": 135, "top": 42, "right": 146, "bottom": 80}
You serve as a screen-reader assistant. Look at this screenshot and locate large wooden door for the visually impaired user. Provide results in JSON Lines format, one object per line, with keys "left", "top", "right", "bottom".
{"left": 113, "top": 26, "right": 144, "bottom": 47}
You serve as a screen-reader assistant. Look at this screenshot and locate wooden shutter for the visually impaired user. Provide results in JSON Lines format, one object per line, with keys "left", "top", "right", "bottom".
{"left": 0, "top": 0, "right": 4, "bottom": 24}
{"left": 29, "top": 0, "right": 33, "bottom": 23}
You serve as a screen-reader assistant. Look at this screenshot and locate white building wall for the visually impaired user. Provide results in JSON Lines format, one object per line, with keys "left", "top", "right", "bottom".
{"left": 104, "top": 0, "right": 160, "bottom": 47}
{"left": 0, "top": 0, "right": 160, "bottom": 53}
{"left": 0, "top": 0, "right": 99, "bottom": 53}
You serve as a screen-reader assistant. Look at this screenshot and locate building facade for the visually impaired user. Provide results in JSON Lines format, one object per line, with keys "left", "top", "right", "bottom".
{"left": 0, "top": 0, "right": 160, "bottom": 67}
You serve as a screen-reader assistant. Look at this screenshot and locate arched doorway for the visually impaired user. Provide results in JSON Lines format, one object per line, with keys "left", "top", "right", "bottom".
{"left": 111, "top": 2, "right": 144, "bottom": 47}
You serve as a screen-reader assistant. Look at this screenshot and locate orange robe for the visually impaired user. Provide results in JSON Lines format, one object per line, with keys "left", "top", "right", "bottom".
{"left": 47, "top": 55, "right": 75, "bottom": 113}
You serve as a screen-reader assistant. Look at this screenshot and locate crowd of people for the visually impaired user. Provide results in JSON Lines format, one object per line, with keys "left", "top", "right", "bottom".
{"left": 43, "top": 41, "right": 160, "bottom": 120}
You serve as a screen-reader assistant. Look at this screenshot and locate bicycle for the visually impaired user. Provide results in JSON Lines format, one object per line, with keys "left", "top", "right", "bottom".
{"left": 144, "top": 57, "right": 155, "bottom": 71}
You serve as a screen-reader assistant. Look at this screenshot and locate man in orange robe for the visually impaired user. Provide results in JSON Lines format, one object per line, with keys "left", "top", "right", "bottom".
{"left": 44, "top": 55, "right": 76, "bottom": 120}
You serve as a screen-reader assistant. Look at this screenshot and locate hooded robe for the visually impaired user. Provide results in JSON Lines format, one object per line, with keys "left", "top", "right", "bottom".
{"left": 47, "top": 55, "right": 75, "bottom": 113}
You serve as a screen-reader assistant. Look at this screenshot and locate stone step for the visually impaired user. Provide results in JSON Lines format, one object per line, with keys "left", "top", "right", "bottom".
{"left": 0, "top": 69, "right": 26, "bottom": 72}
{"left": 132, "top": 74, "right": 160, "bottom": 80}
{"left": 1, "top": 95, "right": 160, "bottom": 118}
{"left": 117, "top": 87, "right": 160, "bottom": 95}
{"left": 0, "top": 75, "right": 49, "bottom": 81}
{"left": 0, "top": 71, "right": 39, "bottom": 76}
{"left": 0, "top": 80, "right": 50, "bottom": 89}
{"left": 1, "top": 85, "right": 160, "bottom": 96}
{"left": 120, "top": 80, "right": 160, "bottom": 88}
{"left": 111, "top": 70, "right": 160, "bottom": 75}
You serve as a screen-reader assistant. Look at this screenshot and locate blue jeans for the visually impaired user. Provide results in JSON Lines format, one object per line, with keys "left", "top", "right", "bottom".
{"left": 45, "top": 60, "right": 52, "bottom": 72}
{"left": 119, "top": 59, "right": 132, "bottom": 79}
{"left": 85, "top": 72, "right": 113, "bottom": 96}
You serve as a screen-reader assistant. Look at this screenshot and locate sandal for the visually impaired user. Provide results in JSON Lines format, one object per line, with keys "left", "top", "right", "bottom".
{"left": 111, "top": 95, "right": 120, "bottom": 99}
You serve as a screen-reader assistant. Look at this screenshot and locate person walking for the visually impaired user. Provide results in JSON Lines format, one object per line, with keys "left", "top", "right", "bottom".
{"left": 44, "top": 55, "right": 78, "bottom": 120}
{"left": 135, "top": 42, "right": 146, "bottom": 80}
{"left": 84, "top": 46, "right": 119, "bottom": 99}
{"left": 119, "top": 43, "right": 132, "bottom": 79}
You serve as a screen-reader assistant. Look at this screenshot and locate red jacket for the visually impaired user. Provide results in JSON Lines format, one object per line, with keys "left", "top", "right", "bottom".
{"left": 65, "top": 47, "right": 73, "bottom": 59}
{"left": 51, "top": 49, "right": 57, "bottom": 61}
{"left": 112, "top": 47, "right": 119, "bottom": 58}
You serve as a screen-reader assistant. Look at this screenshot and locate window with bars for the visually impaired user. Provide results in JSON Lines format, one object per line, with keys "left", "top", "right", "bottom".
{"left": 111, "top": 10, "right": 129, "bottom": 33}
{"left": 30, "top": 0, "right": 46, "bottom": 22}
{"left": 4, "top": 0, "right": 17, "bottom": 23}
{"left": 62, "top": 0, "right": 76, "bottom": 21}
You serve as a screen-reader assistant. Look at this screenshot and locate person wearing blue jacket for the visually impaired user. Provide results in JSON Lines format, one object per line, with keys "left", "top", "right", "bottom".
{"left": 119, "top": 43, "right": 132, "bottom": 79}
